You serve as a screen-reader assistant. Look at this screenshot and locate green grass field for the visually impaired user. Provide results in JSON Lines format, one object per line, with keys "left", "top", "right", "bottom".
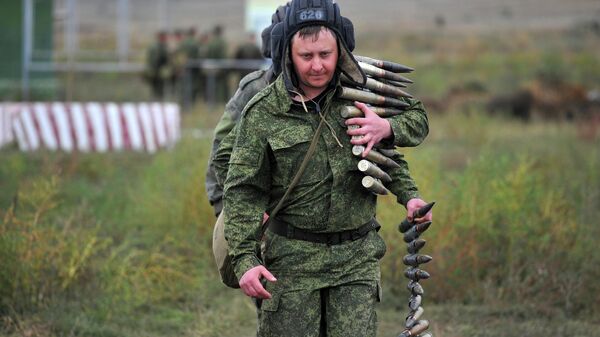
{"left": 2, "top": 30, "right": 600, "bottom": 336}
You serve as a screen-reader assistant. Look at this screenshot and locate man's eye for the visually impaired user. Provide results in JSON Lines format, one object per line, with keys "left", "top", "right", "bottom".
{"left": 320, "top": 52, "right": 331, "bottom": 58}
{"left": 302, "top": 55, "right": 312, "bottom": 60}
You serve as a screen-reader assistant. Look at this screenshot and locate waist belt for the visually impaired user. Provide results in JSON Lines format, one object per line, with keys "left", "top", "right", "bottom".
{"left": 268, "top": 218, "right": 381, "bottom": 245}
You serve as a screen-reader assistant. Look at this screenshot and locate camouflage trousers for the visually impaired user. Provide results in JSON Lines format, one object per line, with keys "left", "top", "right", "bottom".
{"left": 257, "top": 280, "right": 380, "bottom": 337}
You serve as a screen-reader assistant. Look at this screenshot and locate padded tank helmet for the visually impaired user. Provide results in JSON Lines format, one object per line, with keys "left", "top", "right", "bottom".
{"left": 270, "top": 0, "right": 366, "bottom": 89}
{"left": 261, "top": 2, "right": 290, "bottom": 59}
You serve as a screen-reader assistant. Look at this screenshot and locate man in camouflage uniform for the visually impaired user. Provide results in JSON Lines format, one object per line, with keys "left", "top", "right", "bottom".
{"left": 206, "top": 3, "right": 430, "bottom": 217}
{"left": 218, "top": 1, "right": 432, "bottom": 336}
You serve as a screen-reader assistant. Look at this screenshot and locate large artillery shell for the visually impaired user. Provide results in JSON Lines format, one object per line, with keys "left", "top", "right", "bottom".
{"left": 398, "top": 218, "right": 414, "bottom": 233}
{"left": 359, "top": 62, "right": 414, "bottom": 84}
{"left": 354, "top": 55, "right": 414, "bottom": 73}
{"left": 414, "top": 202, "right": 436, "bottom": 219}
{"left": 405, "top": 267, "right": 431, "bottom": 281}
{"left": 347, "top": 124, "right": 363, "bottom": 141}
{"left": 407, "top": 239, "right": 426, "bottom": 254}
{"left": 408, "top": 295, "right": 422, "bottom": 311}
{"left": 377, "top": 148, "right": 400, "bottom": 158}
{"left": 405, "top": 306, "right": 424, "bottom": 328}
{"left": 340, "top": 87, "right": 410, "bottom": 109}
{"left": 380, "top": 78, "right": 408, "bottom": 88}
{"left": 358, "top": 160, "right": 392, "bottom": 183}
{"left": 403, "top": 254, "right": 433, "bottom": 267}
{"left": 403, "top": 221, "right": 432, "bottom": 243}
{"left": 407, "top": 281, "right": 424, "bottom": 295}
{"left": 364, "top": 77, "right": 412, "bottom": 98}
{"left": 362, "top": 176, "right": 389, "bottom": 195}
{"left": 397, "top": 320, "right": 430, "bottom": 337}
{"left": 410, "top": 320, "right": 430, "bottom": 336}
{"left": 342, "top": 75, "right": 412, "bottom": 98}
{"left": 352, "top": 146, "right": 401, "bottom": 169}
{"left": 398, "top": 203, "right": 435, "bottom": 233}
{"left": 340, "top": 105, "right": 405, "bottom": 118}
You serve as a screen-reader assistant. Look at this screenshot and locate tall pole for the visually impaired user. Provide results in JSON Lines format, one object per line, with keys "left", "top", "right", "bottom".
{"left": 65, "top": 0, "right": 78, "bottom": 58}
{"left": 117, "top": 0, "right": 130, "bottom": 63}
{"left": 65, "top": 0, "right": 78, "bottom": 101}
{"left": 22, "top": 0, "right": 34, "bottom": 100}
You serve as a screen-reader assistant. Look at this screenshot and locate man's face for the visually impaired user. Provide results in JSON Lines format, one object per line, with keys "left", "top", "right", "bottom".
{"left": 290, "top": 28, "right": 338, "bottom": 98}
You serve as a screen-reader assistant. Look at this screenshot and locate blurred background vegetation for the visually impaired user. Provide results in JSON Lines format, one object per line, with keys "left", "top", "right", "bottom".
{"left": 2, "top": 8, "right": 600, "bottom": 337}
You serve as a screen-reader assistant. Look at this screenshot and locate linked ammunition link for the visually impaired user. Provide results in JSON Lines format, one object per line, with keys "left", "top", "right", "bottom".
{"left": 396, "top": 202, "right": 435, "bottom": 337}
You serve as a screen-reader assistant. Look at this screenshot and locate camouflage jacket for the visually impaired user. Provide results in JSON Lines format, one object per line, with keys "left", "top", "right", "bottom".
{"left": 212, "top": 72, "right": 429, "bottom": 214}
{"left": 223, "top": 74, "right": 421, "bottom": 280}
{"left": 205, "top": 69, "right": 271, "bottom": 215}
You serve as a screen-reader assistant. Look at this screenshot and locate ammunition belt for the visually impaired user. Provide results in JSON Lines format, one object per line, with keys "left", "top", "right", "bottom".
{"left": 268, "top": 218, "right": 380, "bottom": 245}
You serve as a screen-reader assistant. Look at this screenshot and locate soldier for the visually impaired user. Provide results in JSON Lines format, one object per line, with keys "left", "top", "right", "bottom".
{"left": 205, "top": 25, "right": 229, "bottom": 103}
{"left": 219, "top": 0, "right": 432, "bottom": 336}
{"left": 234, "top": 32, "right": 264, "bottom": 81}
{"left": 206, "top": 4, "right": 290, "bottom": 217}
{"left": 168, "top": 29, "right": 186, "bottom": 97}
{"left": 144, "top": 31, "right": 169, "bottom": 100}
{"left": 179, "top": 27, "right": 201, "bottom": 103}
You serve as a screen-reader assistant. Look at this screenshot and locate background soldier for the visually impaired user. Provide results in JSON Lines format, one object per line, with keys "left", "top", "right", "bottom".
{"left": 168, "top": 29, "right": 186, "bottom": 98}
{"left": 234, "top": 32, "right": 264, "bottom": 81}
{"left": 144, "top": 31, "right": 169, "bottom": 100}
{"left": 179, "top": 27, "right": 201, "bottom": 103}
{"left": 219, "top": 0, "right": 432, "bottom": 336}
{"left": 205, "top": 25, "right": 229, "bottom": 103}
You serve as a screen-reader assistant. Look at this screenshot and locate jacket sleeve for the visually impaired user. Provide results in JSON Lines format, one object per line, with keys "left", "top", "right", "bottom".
{"left": 383, "top": 152, "right": 420, "bottom": 207}
{"left": 205, "top": 110, "right": 237, "bottom": 215}
{"left": 223, "top": 109, "right": 272, "bottom": 280}
{"left": 384, "top": 97, "right": 429, "bottom": 148}
{"left": 205, "top": 70, "right": 267, "bottom": 215}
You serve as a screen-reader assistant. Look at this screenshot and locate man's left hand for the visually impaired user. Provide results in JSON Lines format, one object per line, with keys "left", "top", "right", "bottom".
{"left": 406, "top": 198, "right": 433, "bottom": 223}
{"left": 345, "top": 101, "right": 393, "bottom": 157}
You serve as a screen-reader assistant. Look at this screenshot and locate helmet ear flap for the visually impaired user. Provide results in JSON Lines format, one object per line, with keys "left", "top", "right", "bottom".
{"left": 270, "top": 22, "right": 285, "bottom": 74}
{"left": 341, "top": 16, "right": 356, "bottom": 52}
{"left": 261, "top": 26, "right": 273, "bottom": 58}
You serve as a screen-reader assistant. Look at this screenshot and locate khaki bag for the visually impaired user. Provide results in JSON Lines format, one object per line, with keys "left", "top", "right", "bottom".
{"left": 212, "top": 211, "right": 239, "bottom": 288}
{"left": 212, "top": 107, "right": 326, "bottom": 288}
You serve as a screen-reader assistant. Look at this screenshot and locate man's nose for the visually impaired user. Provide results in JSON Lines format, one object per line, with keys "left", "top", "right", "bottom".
{"left": 311, "top": 58, "right": 323, "bottom": 72}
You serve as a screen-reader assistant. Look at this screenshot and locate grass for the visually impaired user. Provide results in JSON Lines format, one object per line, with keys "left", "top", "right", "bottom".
{"left": 1, "top": 110, "right": 599, "bottom": 336}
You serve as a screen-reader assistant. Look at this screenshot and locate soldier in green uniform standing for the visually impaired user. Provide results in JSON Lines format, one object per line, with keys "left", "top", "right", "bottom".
{"left": 145, "top": 31, "right": 169, "bottom": 100}
{"left": 234, "top": 32, "right": 264, "bottom": 81}
{"left": 178, "top": 27, "right": 201, "bottom": 103}
{"left": 205, "top": 25, "right": 229, "bottom": 103}
{"left": 219, "top": 1, "right": 432, "bottom": 336}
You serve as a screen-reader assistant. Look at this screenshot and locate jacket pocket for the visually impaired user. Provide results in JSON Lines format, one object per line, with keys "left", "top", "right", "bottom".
{"left": 267, "top": 125, "right": 325, "bottom": 186}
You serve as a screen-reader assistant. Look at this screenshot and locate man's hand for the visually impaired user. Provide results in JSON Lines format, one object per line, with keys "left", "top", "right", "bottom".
{"left": 406, "top": 198, "right": 433, "bottom": 223}
{"left": 345, "top": 101, "right": 393, "bottom": 157}
{"left": 239, "top": 265, "right": 277, "bottom": 299}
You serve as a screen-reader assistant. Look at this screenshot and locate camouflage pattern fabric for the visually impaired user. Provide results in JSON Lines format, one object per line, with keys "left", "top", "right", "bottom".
{"left": 211, "top": 74, "right": 428, "bottom": 214}
{"left": 258, "top": 259, "right": 380, "bottom": 337}
{"left": 205, "top": 69, "right": 271, "bottom": 216}
{"left": 223, "top": 73, "right": 420, "bottom": 282}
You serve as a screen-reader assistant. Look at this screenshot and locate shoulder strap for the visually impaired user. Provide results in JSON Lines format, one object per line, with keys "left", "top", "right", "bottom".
{"left": 261, "top": 116, "right": 326, "bottom": 233}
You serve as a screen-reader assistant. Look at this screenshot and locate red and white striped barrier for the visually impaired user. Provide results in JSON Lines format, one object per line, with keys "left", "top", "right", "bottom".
{"left": 0, "top": 102, "right": 180, "bottom": 153}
